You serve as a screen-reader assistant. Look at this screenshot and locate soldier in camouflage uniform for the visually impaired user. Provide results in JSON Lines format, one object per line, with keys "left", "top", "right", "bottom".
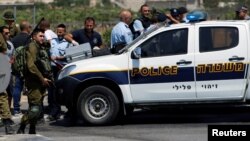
{"left": 0, "top": 31, "right": 15, "bottom": 134}
{"left": 17, "top": 29, "right": 51, "bottom": 134}
{"left": 2, "top": 11, "right": 19, "bottom": 38}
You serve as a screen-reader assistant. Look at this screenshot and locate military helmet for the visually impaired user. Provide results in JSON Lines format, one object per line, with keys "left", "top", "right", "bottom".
{"left": 2, "top": 11, "right": 15, "bottom": 20}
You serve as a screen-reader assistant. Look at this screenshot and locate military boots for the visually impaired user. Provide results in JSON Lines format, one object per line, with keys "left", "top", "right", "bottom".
{"left": 29, "top": 124, "right": 36, "bottom": 134}
{"left": 2, "top": 119, "right": 15, "bottom": 134}
{"left": 5, "top": 125, "right": 15, "bottom": 134}
{"left": 17, "top": 124, "right": 26, "bottom": 134}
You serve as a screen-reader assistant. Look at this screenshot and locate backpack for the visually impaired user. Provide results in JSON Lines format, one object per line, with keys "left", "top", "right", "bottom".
{"left": 12, "top": 46, "right": 27, "bottom": 78}
{"left": 12, "top": 45, "right": 52, "bottom": 78}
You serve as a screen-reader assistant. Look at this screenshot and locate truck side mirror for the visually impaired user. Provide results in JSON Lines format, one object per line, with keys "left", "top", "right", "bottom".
{"left": 131, "top": 47, "right": 142, "bottom": 59}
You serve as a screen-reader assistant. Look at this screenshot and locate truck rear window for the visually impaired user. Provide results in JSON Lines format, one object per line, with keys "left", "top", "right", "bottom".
{"left": 199, "top": 27, "right": 239, "bottom": 52}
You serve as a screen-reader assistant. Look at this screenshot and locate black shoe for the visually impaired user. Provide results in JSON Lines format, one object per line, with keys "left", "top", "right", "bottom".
{"left": 17, "top": 124, "right": 26, "bottom": 134}
{"left": 29, "top": 125, "right": 36, "bottom": 134}
{"left": 61, "top": 116, "right": 79, "bottom": 127}
{"left": 17, "top": 128, "right": 25, "bottom": 134}
{"left": 47, "top": 115, "right": 60, "bottom": 121}
{"left": 64, "top": 111, "right": 71, "bottom": 119}
{"left": 5, "top": 125, "right": 15, "bottom": 134}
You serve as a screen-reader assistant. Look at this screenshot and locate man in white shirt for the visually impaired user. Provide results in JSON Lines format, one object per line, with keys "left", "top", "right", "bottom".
{"left": 39, "top": 20, "right": 58, "bottom": 46}
{"left": 111, "top": 10, "right": 133, "bottom": 53}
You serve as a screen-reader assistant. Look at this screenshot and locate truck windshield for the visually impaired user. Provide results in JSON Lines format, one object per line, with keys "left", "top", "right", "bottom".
{"left": 118, "top": 22, "right": 166, "bottom": 54}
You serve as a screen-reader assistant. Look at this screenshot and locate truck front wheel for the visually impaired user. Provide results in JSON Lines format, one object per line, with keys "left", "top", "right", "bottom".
{"left": 77, "top": 85, "right": 119, "bottom": 125}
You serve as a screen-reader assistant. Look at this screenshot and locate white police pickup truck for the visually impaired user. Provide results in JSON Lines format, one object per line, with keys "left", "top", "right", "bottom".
{"left": 55, "top": 17, "right": 250, "bottom": 125}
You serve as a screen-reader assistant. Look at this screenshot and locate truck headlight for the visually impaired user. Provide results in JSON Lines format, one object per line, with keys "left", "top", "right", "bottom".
{"left": 57, "top": 65, "right": 76, "bottom": 80}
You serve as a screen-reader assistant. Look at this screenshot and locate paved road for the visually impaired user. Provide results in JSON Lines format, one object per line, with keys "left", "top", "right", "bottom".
{"left": 1, "top": 96, "right": 250, "bottom": 141}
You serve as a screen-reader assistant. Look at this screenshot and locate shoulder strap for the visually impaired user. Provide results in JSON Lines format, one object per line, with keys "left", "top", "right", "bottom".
{"left": 138, "top": 17, "right": 151, "bottom": 29}
{"left": 129, "top": 19, "right": 136, "bottom": 33}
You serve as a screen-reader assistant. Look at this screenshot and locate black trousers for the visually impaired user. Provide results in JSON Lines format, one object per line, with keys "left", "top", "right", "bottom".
{"left": 48, "top": 66, "right": 61, "bottom": 117}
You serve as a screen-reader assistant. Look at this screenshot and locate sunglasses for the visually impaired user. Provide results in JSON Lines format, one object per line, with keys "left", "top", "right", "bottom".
{"left": 39, "top": 35, "right": 44, "bottom": 37}
{"left": 4, "top": 32, "right": 10, "bottom": 35}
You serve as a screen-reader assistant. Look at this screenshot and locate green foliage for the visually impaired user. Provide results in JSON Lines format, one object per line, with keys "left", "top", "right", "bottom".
{"left": 203, "top": 0, "right": 219, "bottom": 9}
{"left": 102, "top": 0, "right": 111, "bottom": 5}
{"left": 102, "top": 28, "right": 112, "bottom": 47}
{"left": 203, "top": 0, "right": 250, "bottom": 20}
{"left": 52, "top": 0, "right": 89, "bottom": 7}
{"left": 237, "top": 0, "right": 250, "bottom": 6}
{"left": 0, "top": 3, "right": 120, "bottom": 27}
{"left": 203, "top": 0, "right": 250, "bottom": 9}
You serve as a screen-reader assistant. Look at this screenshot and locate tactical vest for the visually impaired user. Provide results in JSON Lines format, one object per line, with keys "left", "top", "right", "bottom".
{"left": 35, "top": 46, "right": 52, "bottom": 78}
{"left": 129, "top": 16, "right": 151, "bottom": 39}
{"left": 140, "top": 16, "right": 151, "bottom": 29}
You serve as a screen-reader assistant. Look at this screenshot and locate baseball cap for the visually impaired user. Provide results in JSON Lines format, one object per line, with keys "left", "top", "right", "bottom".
{"left": 2, "top": 11, "right": 14, "bottom": 20}
{"left": 170, "top": 8, "right": 180, "bottom": 17}
{"left": 236, "top": 5, "right": 248, "bottom": 12}
{"left": 178, "top": 7, "right": 188, "bottom": 14}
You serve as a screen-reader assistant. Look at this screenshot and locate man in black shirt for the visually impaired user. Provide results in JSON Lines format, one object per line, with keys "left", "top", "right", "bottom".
{"left": 10, "top": 20, "right": 32, "bottom": 116}
{"left": 11, "top": 20, "right": 31, "bottom": 48}
{"left": 64, "top": 17, "right": 102, "bottom": 49}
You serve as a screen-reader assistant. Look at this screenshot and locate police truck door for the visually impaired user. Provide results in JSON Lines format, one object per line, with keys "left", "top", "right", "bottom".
{"left": 195, "top": 24, "right": 248, "bottom": 100}
{"left": 129, "top": 26, "right": 196, "bottom": 102}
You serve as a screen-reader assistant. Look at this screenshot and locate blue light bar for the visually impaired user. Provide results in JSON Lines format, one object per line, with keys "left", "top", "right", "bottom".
{"left": 186, "top": 14, "right": 199, "bottom": 22}
{"left": 186, "top": 10, "right": 208, "bottom": 23}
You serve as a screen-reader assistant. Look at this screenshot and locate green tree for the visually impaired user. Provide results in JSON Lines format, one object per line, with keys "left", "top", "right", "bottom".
{"left": 53, "top": 0, "right": 89, "bottom": 7}
{"left": 218, "top": 0, "right": 250, "bottom": 7}
{"left": 237, "top": 0, "right": 250, "bottom": 6}
{"left": 102, "top": 28, "right": 112, "bottom": 47}
{"left": 203, "top": 0, "right": 219, "bottom": 9}
{"left": 102, "top": 0, "right": 111, "bottom": 5}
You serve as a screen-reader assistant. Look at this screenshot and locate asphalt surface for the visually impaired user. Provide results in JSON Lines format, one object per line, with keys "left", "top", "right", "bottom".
{"left": 1, "top": 96, "right": 250, "bottom": 141}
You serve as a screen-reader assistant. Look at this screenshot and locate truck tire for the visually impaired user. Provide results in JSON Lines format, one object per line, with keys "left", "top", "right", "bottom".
{"left": 77, "top": 85, "right": 119, "bottom": 125}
